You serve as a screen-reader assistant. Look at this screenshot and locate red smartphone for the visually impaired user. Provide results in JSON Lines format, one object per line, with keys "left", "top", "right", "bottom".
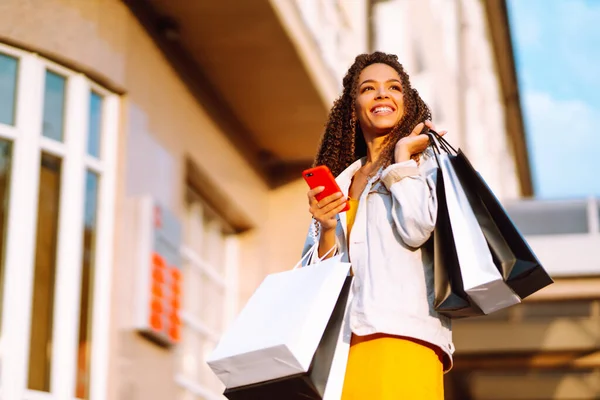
{"left": 302, "top": 165, "right": 349, "bottom": 212}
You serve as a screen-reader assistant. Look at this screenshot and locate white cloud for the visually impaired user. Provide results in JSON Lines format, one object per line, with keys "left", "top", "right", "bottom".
{"left": 523, "top": 90, "right": 600, "bottom": 198}
{"left": 524, "top": 92, "right": 595, "bottom": 139}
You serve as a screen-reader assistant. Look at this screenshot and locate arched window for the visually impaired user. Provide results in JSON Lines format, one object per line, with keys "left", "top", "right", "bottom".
{"left": 0, "top": 43, "right": 118, "bottom": 400}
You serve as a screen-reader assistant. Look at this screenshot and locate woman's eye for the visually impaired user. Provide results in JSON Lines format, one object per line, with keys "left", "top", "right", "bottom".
{"left": 390, "top": 85, "right": 401, "bottom": 91}
{"left": 361, "top": 86, "right": 374, "bottom": 93}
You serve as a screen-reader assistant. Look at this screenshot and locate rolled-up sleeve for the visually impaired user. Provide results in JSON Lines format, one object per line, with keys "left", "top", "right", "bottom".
{"left": 380, "top": 151, "right": 438, "bottom": 248}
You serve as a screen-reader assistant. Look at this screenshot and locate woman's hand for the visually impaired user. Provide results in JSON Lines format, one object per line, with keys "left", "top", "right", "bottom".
{"left": 307, "top": 187, "right": 347, "bottom": 232}
{"left": 394, "top": 121, "right": 447, "bottom": 163}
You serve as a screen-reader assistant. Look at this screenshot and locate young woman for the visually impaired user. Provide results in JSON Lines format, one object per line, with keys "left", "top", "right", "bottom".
{"left": 302, "top": 52, "right": 452, "bottom": 399}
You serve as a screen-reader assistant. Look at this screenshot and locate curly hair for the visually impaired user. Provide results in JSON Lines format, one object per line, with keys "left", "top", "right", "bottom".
{"left": 313, "top": 51, "right": 432, "bottom": 177}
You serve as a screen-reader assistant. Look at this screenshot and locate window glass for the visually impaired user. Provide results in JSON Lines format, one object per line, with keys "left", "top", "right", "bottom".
{"left": 0, "top": 141, "right": 12, "bottom": 335}
{"left": 42, "top": 71, "right": 66, "bottom": 141}
{"left": 75, "top": 171, "right": 99, "bottom": 399}
{"left": 28, "top": 153, "right": 62, "bottom": 391}
{"left": 87, "top": 92, "right": 102, "bottom": 158}
{"left": 0, "top": 53, "right": 18, "bottom": 126}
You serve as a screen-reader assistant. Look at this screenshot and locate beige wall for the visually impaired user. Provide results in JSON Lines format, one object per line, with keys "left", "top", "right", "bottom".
{"left": 266, "top": 179, "right": 314, "bottom": 273}
{"left": 0, "top": 0, "right": 314, "bottom": 398}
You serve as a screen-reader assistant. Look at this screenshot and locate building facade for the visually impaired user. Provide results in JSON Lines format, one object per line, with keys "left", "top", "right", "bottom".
{"left": 449, "top": 197, "right": 600, "bottom": 400}
{"left": 3, "top": 1, "right": 592, "bottom": 400}
{"left": 0, "top": 0, "right": 367, "bottom": 399}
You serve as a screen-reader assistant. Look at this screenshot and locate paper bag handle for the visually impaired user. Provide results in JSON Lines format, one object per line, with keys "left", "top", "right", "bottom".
{"left": 427, "top": 129, "right": 457, "bottom": 155}
{"left": 292, "top": 243, "right": 337, "bottom": 270}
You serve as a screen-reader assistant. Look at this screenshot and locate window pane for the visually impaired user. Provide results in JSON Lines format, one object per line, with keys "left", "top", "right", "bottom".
{"left": 202, "top": 276, "right": 224, "bottom": 333}
{"left": 181, "top": 189, "right": 235, "bottom": 397}
{"left": 42, "top": 71, "right": 66, "bottom": 141}
{"left": 87, "top": 92, "right": 102, "bottom": 158}
{"left": 185, "top": 203, "right": 204, "bottom": 258}
{"left": 0, "top": 53, "right": 18, "bottom": 126}
{"left": 183, "top": 263, "right": 203, "bottom": 319}
{"left": 28, "top": 153, "right": 62, "bottom": 391}
{"left": 0, "top": 141, "right": 12, "bottom": 335}
{"left": 200, "top": 339, "right": 222, "bottom": 391}
{"left": 506, "top": 201, "right": 589, "bottom": 235}
{"left": 179, "top": 326, "right": 202, "bottom": 382}
{"left": 75, "top": 171, "right": 99, "bottom": 399}
{"left": 204, "top": 220, "right": 224, "bottom": 274}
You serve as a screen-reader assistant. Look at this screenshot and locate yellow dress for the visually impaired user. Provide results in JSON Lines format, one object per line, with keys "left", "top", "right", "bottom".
{"left": 340, "top": 198, "right": 445, "bottom": 400}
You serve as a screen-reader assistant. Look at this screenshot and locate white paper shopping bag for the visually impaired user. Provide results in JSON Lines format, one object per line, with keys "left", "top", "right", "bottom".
{"left": 438, "top": 153, "right": 520, "bottom": 314}
{"left": 206, "top": 251, "right": 351, "bottom": 389}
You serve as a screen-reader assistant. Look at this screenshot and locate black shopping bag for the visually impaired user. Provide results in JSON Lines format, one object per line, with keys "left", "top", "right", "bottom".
{"left": 450, "top": 149, "right": 553, "bottom": 298}
{"left": 429, "top": 130, "right": 553, "bottom": 299}
{"left": 223, "top": 276, "right": 352, "bottom": 400}
{"left": 431, "top": 143, "right": 485, "bottom": 319}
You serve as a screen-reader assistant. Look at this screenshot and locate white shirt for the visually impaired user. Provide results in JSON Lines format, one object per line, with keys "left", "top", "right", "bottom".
{"left": 301, "top": 148, "right": 454, "bottom": 371}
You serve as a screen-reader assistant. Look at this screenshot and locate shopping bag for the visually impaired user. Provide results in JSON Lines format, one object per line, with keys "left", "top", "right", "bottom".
{"left": 429, "top": 130, "right": 553, "bottom": 299}
{"left": 223, "top": 276, "right": 353, "bottom": 400}
{"left": 432, "top": 136, "right": 521, "bottom": 315}
{"left": 433, "top": 160, "right": 484, "bottom": 318}
{"left": 450, "top": 149, "right": 553, "bottom": 298}
{"left": 206, "top": 247, "right": 352, "bottom": 393}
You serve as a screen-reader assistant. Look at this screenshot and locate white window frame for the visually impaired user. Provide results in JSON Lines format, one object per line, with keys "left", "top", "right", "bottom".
{"left": 0, "top": 43, "right": 119, "bottom": 400}
{"left": 175, "top": 198, "right": 239, "bottom": 400}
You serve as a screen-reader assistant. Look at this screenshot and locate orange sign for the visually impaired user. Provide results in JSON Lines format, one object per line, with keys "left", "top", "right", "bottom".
{"left": 149, "top": 252, "right": 182, "bottom": 343}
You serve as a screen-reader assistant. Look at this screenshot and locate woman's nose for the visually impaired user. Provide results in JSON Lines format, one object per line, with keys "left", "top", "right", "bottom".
{"left": 375, "top": 86, "right": 390, "bottom": 99}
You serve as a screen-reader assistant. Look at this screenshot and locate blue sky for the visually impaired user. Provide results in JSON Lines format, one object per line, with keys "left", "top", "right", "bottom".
{"left": 507, "top": 0, "right": 600, "bottom": 199}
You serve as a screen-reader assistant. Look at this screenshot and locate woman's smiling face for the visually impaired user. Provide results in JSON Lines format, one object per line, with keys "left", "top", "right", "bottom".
{"left": 355, "top": 63, "right": 405, "bottom": 137}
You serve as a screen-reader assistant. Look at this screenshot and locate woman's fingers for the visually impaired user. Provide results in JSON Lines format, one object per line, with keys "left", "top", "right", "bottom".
{"left": 319, "top": 203, "right": 348, "bottom": 222}
{"left": 306, "top": 187, "right": 346, "bottom": 232}
{"left": 324, "top": 202, "right": 349, "bottom": 219}
{"left": 307, "top": 187, "right": 325, "bottom": 210}
{"left": 410, "top": 120, "right": 446, "bottom": 139}
{"left": 310, "top": 195, "right": 346, "bottom": 219}
{"left": 405, "top": 134, "right": 431, "bottom": 155}
{"left": 317, "top": 194, "right": 347, "bottom": 215}
{"left": 412, "top": 134, "right": 430, "bottom": 150}
{"left": 308, "top": 189, "right": 343, "bottom": 207}
{"left": 416, "top": 134, "right": 430, "bottom": 144}
{"left": 424, "top": 121, "right": 450, "bottom": 137}
{"left": 409, "top": 122, "right": 425, "bottom": 137}
{"left": 307, "top": 186, "right": 324, "bottom": 200}
{"left": 316, "top": 192, "right": 344, "bottom": 209}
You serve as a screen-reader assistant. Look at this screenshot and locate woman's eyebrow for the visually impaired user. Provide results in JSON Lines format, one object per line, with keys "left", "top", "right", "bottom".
{"left": 359, "top": 78, "right": 402, "bottom": 86}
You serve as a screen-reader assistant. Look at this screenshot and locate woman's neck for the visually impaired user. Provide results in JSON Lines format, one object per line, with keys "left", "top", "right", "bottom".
{"left": 363, "top": 131, "right": 389, "bottom": 164}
